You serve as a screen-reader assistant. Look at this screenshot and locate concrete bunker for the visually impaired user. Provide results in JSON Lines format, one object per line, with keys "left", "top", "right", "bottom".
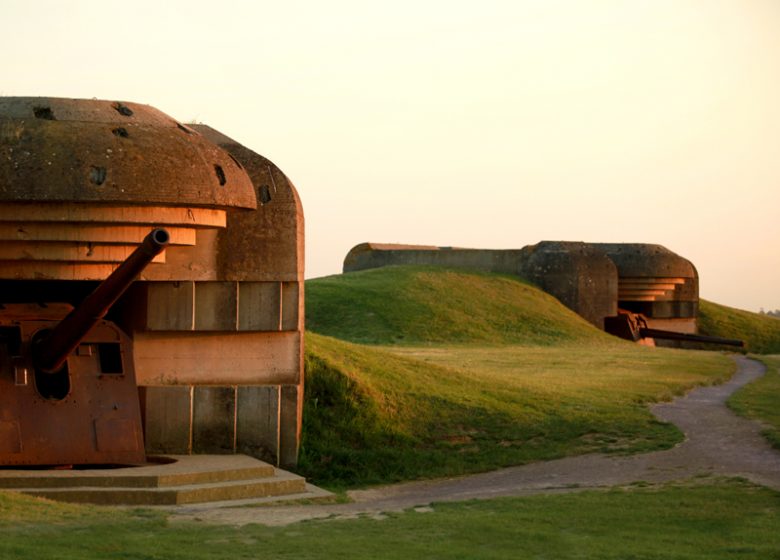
{"left": 343, "top": 241, "right": 732, "bottom": 347}
{"left": 0, "top": 97, "right": 304, "bottom": 468}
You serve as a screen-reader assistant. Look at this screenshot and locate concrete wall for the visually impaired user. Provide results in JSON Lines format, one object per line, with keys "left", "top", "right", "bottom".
{"left": 592, "top": 243, "right": 698, "bottom": 320}
{"left": 124, "top": 127, "right": 305, "bottom": 468}
{"left": 344, "top": 243, "right": 524, "bottom": 276}
{"left": 517, "top": 242, "right": 618, "bottom": 328}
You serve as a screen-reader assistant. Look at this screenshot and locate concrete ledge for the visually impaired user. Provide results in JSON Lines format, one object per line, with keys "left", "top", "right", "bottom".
{"left": 0, "top": 454, "right": 315, "bottom": 505}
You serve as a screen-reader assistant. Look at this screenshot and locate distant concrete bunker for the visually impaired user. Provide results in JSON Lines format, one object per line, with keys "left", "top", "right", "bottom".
{"left": 343, "top": 241, "right": 705, "bottom": 343}
{"left": 0, "top": 97, "right": 304, "bottom": 468}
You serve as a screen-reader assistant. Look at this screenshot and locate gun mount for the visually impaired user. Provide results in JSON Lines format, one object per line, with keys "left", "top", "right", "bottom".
{"left": 0, "top": 228, "right": 168, "bottom": 466}
{"left": 605, "top": 310, "right": 744, "bottom": 348}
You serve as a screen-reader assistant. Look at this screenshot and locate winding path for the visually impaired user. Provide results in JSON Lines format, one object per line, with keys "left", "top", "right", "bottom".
{"left": 172, "top": 356, "right": 780, "bottom": 526}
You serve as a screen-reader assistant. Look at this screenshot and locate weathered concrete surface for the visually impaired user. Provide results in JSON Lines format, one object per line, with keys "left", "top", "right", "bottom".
{"left": 192, "top": 387, "right": 237, "bottom": 454}
{"left": 170, "top": 356, "right": 780, "bottom": 526}
{"left": 119, "top": 124, "right": 305, "bottom": 466}
{"left": 141, "top": 386, "right": 193, "bottom": 454}
{"left": 517, "top": 241, "right": 618, "bottom": 328}
{"left": 0, "top": 455, "right": 323, "bottom": 506}
{"left": 133, "top": 331, "right": 301, "bottom": 386}
{"left": 236, "top": 386, "right": 280, "bottom": 463}
{"left": 594, "top": 243, "right": 698, "bottom": 321}
{"left": 188, "top": 125, "right": 306, "bottom": 467}
{"left": 141, "top": 383, "right": 294, "bottom": 464}
{"left": 193, "top": 125, "right": 305, "bottom": 284}
{"left": 0, "top": 97, "right": 256, "bottom": 208}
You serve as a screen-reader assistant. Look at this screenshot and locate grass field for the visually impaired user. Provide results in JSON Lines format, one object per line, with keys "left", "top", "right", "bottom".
{"left": 299, "top": 333, "right": 731, "bottom": 487}
{"left": 1, "top": 478, "right": 778, "bottom": 559}
{"left": 729, "top": 355, "right": 780, "bottom": 449}
{"left": 300, "top": 267, "right": 736, "bottom": 488}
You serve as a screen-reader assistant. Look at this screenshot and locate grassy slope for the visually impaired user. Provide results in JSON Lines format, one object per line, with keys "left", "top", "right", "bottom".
{"left": 699, "top": 300, "right": 780, "bottom": 354}
{"left": 2, "top": 479, "right": 779, "bottom": 559}
{"left": 305, "top": 266, "right": 606, "bottom": 346}
{"left": 301, "top": 266, "right": 733, "bottom": 487}
{"left": 728, "top": 355, "right": 780, "bottom": 449}
{"left": 300, "top": 333, "right": 729, "bottom": 487}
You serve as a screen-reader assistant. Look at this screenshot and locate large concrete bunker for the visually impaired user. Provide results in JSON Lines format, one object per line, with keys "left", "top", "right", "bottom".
{"left": 0, "top": 97, "right": 304, "bottom": 468}
{"left": 343, "top": 241, "right": 708, "bottom": 343}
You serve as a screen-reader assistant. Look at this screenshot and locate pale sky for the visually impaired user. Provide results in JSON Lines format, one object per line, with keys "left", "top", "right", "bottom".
{"left": 1, "top": 0, "right": 778, "bottom": 311}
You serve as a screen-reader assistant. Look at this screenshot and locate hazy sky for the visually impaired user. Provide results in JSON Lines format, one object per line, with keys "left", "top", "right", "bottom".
{"left": 1, "top": 0, "right": 778, "bottom": 311}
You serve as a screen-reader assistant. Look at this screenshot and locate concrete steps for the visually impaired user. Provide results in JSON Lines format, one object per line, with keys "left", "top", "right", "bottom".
{"left": 0, "top": 455, "right": 321, "bottom": 506}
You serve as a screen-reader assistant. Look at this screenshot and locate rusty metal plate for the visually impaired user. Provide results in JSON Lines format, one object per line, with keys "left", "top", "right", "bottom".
{"left": 0, "top": 305, "right": 145, "bottom": 466}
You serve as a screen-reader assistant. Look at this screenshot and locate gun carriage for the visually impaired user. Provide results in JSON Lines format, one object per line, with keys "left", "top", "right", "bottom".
{"left": 0, "top": 229, "right": 169, "bottom": 465}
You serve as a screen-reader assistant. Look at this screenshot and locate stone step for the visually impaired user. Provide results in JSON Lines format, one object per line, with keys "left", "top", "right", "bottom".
{"left": 0, "top": 455, "right": 316, "bottom": 505}
{"left": 17, "top": 470, "right": 307, "bottom": 506}
{"left": 0, "top": 455, "right": 275, "bottom": 489}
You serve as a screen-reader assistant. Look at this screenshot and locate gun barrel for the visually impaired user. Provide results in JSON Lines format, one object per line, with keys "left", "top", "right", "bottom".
{"left": 34, "top": 228, "right": 170, "bottom": 373}
{"left": 639, "top": 328, "right": 744, "bottom": 348}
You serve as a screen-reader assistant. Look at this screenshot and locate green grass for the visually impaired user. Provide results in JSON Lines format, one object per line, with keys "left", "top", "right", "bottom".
{"left": 1, "top": 479, "right": 778, "bottom": 559}
{"left": 299, "top": 332, "right": 732, "bottom": 488}
{"left": 699, "top": 300, "right": 780, "bottom": 354}
{"left": 300, "top": 267, "right": 739, "bottom": 488}
{"left": 306, "top": 266, "right": 609, "bottom": 346}
{"left": 0, "top": 490, "right": 126, "bottom": 524}
{"left": 728, "top": 355, "right": 780, "bottom": 449}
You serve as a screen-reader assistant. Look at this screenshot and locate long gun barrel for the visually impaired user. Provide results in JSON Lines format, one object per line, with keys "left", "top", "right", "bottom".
{"left": 638, "top": 328, "right": 744, "bottom": 348}
{"left": 34, "top": 228, "right": 170, "bottom": 374}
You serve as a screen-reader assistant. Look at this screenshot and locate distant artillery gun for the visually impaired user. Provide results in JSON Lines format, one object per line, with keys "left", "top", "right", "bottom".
{"left": 604, "top": 310, "right": 744, "bottom": 348}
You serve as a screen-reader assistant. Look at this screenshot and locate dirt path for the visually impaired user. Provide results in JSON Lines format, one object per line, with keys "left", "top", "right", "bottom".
{"left": 172, "top": 355, "right": 780, "bottom": 526}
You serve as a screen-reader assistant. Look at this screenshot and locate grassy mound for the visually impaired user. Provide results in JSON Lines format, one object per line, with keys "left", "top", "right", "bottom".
{"left": 305, "top": 266, "right": 610, "bottom": 346}
{"left": 299, "top": 266, "right": 736, "bottom": 488}
{"left": 699, "top": 300, "right": 780, "bottom": 354}
{"left": 298, "top": 332, "right": 731, "bottom": 488}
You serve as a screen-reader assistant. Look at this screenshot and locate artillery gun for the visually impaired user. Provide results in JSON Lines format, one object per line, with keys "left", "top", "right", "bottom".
{"left": 0, "top": 97, "right": 307, "bottom": 469}
{"left": 0, "top": 229, "right": 169, "bottom": 466}
{"left": 604, "top": 310, "right": 744, "bottom": 348}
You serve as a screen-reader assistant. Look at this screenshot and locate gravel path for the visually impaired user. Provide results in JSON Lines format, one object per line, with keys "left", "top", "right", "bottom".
{"left": 172, "top": 355, "right": 780, "bottom": 526}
